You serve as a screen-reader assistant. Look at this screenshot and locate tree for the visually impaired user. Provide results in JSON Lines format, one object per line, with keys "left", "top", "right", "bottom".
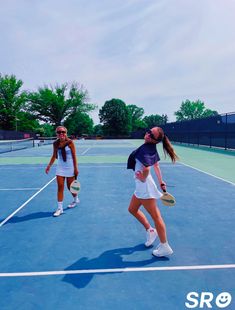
{"left": 16, "top": 111, "right": 41, "bottom": 132}
{"left": 93, "top": 124, "right": 104, "bottom": 136}
{"left": 38, "top": 123, "right": 55, "bottom": 137}
{"left": 174, "top": 100, "right": 218, "bottom": 121}
{"left": 64, "top": 112, "right": 94, "bottom": 136}
{"left": 27, "top": 82, "right": 96, "bottom": 127}
{"left": 99, "top": 99, "right": 131, "bottom": 136}
{"left": 127, "top": 104, "right": 146, "bottom": 131}
{"left": 0, "top": 74, "right": 27, "bottom": 130}
{"left": 143, "top": 114, "right": 168, "bottom": 128}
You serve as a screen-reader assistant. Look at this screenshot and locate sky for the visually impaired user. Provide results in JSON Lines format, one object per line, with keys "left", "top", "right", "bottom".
{"left": 1, "top": 0, "right": 235, "bottom": 124}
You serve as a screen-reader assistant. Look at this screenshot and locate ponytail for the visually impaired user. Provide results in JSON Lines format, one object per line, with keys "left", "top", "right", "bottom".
{"left": 162, "top": 135, "right": 178, "bottom": 162}
{"left": 157, "top": 128, "right": 179, "bottom": 163}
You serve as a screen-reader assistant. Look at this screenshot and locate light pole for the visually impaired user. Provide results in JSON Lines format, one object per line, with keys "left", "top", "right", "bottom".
{"left": 15, "top": 117, "right": 19, "bottom": 131}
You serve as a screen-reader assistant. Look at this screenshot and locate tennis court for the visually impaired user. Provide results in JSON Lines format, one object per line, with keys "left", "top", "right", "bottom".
{"left": 0, "top": 139, "right": 234, "bottom": 310}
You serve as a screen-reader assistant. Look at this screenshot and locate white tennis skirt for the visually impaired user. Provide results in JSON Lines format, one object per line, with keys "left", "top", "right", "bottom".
{"left": 55, "top": 146, "right": 75, "bottom": 177}
{"left": 56, "top": 166, "right": 74, "bottom": 177}
{"left": 56, "top": 160, "right": 74, "bottom": 177}
{"left": 134, "top": 174, "right": 162, "bottom": 199}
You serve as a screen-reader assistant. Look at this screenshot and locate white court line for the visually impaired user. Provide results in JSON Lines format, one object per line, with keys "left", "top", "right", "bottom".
{"left": 0, "top": 188, "right": 40, "bottom": 191}
{"left": 0, "top": 177, "right": 56, "bottom": 227}
{"left": 180, "top": 162, "right": 235, "bottom": 186}
{"left": 81, "top": 148, "right": 91, "bottom": 155}
{"left": 0, "top": 264, "right": 234, "bottom": 277}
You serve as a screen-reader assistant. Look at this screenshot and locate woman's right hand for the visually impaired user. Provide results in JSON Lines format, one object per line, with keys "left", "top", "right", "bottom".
{"left": 45, "top": 165, "right": 50, "bottom": 174}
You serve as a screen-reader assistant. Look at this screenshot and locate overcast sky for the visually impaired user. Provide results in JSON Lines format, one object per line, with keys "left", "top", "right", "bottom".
{"left": 1, "top": 0, "right": 235, "bottom": 123}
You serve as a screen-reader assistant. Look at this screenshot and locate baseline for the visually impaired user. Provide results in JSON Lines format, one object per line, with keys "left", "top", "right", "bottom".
{"left": 0, "top": 264, "right": 234, "bottom": 277}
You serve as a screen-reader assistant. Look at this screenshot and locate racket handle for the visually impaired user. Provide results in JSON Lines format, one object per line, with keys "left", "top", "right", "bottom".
{"left": 161, "top": 183, "right": 167, "bottom": 192}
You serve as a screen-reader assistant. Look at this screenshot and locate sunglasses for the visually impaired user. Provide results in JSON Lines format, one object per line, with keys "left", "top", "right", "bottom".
{"left": 146, "top": 129, "right": 159, "bottom": 142}
{"left": 57, "top": 131, "right": 66, "bottom": 134}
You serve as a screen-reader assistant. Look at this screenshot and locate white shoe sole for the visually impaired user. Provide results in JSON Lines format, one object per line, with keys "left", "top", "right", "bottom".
{"left": 68, "top": 199, "right": 80, "bottom": 208}
{"left": 152, "top": 249, "right": 173, "bottom": 257}
{"left": 53, "top": 210, "right": 63, "bottom": 217}
{"left": 68, "top": 204, "right": 76, "bottom": 208}
{"left": 145, "top": 234, "right": 157, "bottom": 247}
{"left": 145, "top": 229, "right": 158, "bottom": 247}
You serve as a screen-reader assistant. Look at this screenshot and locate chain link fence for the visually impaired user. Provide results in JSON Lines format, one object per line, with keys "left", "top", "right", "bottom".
{"left": 161, "top": 112, "right": 235, "bottom": 150}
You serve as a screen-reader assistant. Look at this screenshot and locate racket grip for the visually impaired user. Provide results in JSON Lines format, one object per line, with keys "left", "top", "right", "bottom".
{"left": 161, "top": 183, "right": 166, "bottom": 192}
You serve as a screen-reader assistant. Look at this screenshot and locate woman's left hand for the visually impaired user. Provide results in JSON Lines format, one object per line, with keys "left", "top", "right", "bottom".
{"left": 74, "top": 168, "right": 79, "bottom": 178}
{"left": 160, "top": 181, "right": 167, "bottom": 191}
{"left": 135, "top": 171, "right": 146, "bottom": 182}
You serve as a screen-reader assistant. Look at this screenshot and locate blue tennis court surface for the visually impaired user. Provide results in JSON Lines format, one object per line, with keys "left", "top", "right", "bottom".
{"left": 0, "top": 140, "right": 234, "bottom": 310}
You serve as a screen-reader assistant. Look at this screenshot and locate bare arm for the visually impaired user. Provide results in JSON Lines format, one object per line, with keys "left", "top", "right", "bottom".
{"left": 45, "top": 145, "right": 57, "bottom": 174}
{"left": 153, "top": 162, "right": 166, "bottom": 191}
{"left": 70, "top": 141, "right": 79, "bottom": 177}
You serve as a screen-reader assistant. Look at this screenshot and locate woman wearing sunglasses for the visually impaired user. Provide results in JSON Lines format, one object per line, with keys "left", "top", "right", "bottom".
{"left": 127, "top": 127, "right": 178, "bottom": 257}
{"left": 45, "top": 126, "right": 79, "bottom": 217}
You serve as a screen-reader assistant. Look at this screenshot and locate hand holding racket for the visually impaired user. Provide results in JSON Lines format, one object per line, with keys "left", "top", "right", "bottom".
{"left": 160, "top": 182, "right": 176, "bottom": 207}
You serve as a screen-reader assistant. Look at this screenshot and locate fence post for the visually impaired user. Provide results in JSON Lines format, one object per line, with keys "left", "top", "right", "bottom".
{"left": 225, "top": 113, "right": 228, "bottom": 150}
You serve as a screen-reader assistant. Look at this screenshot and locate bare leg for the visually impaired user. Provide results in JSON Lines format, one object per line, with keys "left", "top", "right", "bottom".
{"left": 128, "top": 195, "right": 151, "bottom": 230}
{"left": 66, "top": 176, "right": 77, "bottom": 199}
{"left": 57, "top": 176, "right": 65, "bottom": 201}
{"left": 141, "top": 198, "right": 167, "bottom": 243}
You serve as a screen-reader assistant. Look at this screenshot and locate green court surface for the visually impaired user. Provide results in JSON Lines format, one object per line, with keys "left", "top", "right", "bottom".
{"left": 0, "top": 140, "right": 234, "bottom": 184}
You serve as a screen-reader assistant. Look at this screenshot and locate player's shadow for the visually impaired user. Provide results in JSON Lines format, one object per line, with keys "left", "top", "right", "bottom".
{"left": 5, "top": 212, "right": 53, "bottom": 223}
{"left": 63, "top": 243, "right": 168, "bottom": 289}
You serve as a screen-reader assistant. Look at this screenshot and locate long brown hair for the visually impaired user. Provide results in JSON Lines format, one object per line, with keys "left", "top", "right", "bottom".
{"left": 156, "top": 127, "right": 178, "bottom": 163}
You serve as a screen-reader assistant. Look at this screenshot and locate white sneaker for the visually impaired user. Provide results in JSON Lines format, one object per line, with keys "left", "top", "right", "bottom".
{"left": 53, "top": 208, "right": 63, "bottom": 217}
{"left": 145, "top": 228, "right": 158, "bottom": 247}
{"left": 68, "top": 198, "right": 80, "bottom": 208}
{"left": 152, "top": 243, "right": 173, "bottom": 257}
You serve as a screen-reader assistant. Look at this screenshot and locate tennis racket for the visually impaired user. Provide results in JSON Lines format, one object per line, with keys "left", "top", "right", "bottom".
{"left": 70, "top": 177, "right": 81, "bottom": 194}
{"left": 160, "top": 189, "right": 176, "bottom": 207}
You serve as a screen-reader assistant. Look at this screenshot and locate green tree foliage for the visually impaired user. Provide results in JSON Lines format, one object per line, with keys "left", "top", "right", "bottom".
{"left": 143, "top": 114, "right": 168, "bottom": 128}
{"left": 93, "top": 124, "right": 104, "bottom": 136}
{"left": 27, "top": 83, "right": 96, "bottom": 127}
{"left": 99, "top": 99, "right": 131, "bottom": 136}
{"left": 64, "top": 112, "right": 94, "bottom": 136}
{"left": 0, "top": 74, "right": 28, "bottom": 130}
{"left": 127, "top": 104, "right": 146, "bottom": 130}
{"left": 16, "top": 111, "right": 41, "bottom": 132}
{"left": 174, "top": 99, "right": 218, "bottom": 121}
{"left": 37, "top": 123, "right": 55, "bottom": 137}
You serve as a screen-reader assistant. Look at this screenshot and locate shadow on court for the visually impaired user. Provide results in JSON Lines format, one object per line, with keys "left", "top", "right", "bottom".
{"left": 63, "top": 244, "right": 169, "bottom": 289}
{"left": 4, "top": 211, "right": 53, "bottom": 223}
{"left": 3, "top": 207, "right": 82, "bottom": 224}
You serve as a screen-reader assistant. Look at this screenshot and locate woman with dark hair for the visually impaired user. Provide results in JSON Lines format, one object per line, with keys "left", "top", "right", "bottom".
{"left": 45, "top": 126, "right": 79, "bottom": 217}
{"left": 127, "top": 127, "right": 178, "bottom": 257}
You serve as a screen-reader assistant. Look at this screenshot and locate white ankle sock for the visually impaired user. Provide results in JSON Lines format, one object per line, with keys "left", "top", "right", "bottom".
{"left": 58, "top": 201, "right": 63, "bottom": 209}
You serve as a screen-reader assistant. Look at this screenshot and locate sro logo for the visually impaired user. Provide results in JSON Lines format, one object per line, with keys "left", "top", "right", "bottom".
{"left": 185, "top": 292, "right": 232, "bottom": 308}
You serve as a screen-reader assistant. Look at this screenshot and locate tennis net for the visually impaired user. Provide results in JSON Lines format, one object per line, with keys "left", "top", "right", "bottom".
{"left": 0, "top": 138, "right": 34, "bottom": 154}
{"left": 34, "top": 137, "right": 57, "bottom": 146}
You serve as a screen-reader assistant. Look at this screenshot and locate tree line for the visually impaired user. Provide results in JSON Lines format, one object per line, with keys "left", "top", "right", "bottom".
{"left": 0, "top": 74, "right": 218, "bottom": 137}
